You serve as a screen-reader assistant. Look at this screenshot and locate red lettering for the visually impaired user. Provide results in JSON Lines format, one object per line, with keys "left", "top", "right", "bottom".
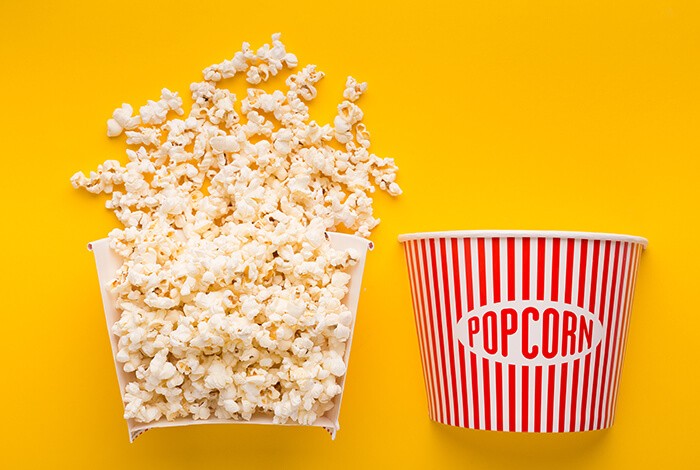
{"left": 562, "top": 310, "right": 577, "bottom": 356}
{"left": 500, "top": 308, "right": 518, "bottom": 357}
{"left": 578, "top": 316, "right": 593, "bottom": 353}
{"left": 462, "top": 305, "right": 596, "bottom": 360}
{"left": 483, "top": 311, "right": 498, "bottom": 354}
{"left": 542, "top": 308, "right": 559, "bottom": 359}
{"left": 522, "top": 307, "right": 539, "bottom": 359}
{"left": 467, "top": 317, "right": 480, "bottom": 348}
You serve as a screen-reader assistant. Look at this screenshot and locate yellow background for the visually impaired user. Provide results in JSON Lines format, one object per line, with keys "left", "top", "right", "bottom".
{"left": 1, "top": 1, "right": 698, "bottom": 468}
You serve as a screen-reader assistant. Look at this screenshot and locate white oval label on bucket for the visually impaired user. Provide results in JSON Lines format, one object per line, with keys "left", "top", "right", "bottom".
{"left": 454, "top": 300, "right": 604, "bottom": 366}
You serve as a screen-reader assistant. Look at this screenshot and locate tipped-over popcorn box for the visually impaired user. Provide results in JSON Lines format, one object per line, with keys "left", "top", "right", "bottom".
{"left": 399, "top": 230, "right": 647, "bottom": 432}
{"left": 89, "top": 232, "right": 373, "bottom": 442}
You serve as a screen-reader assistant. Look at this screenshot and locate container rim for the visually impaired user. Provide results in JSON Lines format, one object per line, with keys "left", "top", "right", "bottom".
{"left": 398, "top": 230, "right": 648, "bottom": 248}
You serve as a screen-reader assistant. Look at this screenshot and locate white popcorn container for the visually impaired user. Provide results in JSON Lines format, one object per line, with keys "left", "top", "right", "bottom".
{"left": 399, "top": 230, "right": 647, "bottom": 432}
{"left": 89, "top": 232, "right": 373, "bottom": 442}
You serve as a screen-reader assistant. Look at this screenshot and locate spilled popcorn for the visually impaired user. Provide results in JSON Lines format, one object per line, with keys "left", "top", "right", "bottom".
{"left": 72, "top": 33, "right": 400, "bottom": 425}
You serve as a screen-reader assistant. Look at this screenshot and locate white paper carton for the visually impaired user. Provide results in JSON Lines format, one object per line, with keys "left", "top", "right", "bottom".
{"left": 89, "top": 232, "right": 372, "bottom": 442}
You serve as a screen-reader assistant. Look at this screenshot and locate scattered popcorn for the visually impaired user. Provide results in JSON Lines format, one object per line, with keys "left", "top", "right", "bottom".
{"left": 72, "top": 33, "right": 401, "bottom": 426}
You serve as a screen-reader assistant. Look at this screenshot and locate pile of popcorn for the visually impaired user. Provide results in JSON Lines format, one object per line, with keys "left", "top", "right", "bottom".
{"left": 71, "top": 34, "right": 400, "bottom": 425}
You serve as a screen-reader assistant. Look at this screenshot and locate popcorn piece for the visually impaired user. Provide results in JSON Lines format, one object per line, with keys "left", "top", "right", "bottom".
{"left": 343, "top": 76, "right": 367, "bottom": 102}
{"left": 73, "top": 33, "right": 401, "bottom": 426}
{"left": 107, "top": 104, "right": 141, "bottom": 137}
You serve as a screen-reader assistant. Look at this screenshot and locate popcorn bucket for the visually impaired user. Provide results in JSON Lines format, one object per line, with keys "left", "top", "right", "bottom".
{"left": 399, "top": 231, "right": 647, "bottom": 432}
{"left": 89, "top": 232, "right": 373, "bottom": 442}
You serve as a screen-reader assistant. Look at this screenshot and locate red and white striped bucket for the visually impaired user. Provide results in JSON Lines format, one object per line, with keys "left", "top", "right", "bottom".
{"left": 399, "top": 231, "right": 647, "bottom": 432}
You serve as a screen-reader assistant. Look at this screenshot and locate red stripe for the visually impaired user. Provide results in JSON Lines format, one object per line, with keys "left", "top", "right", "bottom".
{"left": 506, "top": 238, "right": 516, "bottom": 431}
{"left": 457, "top": 321, "right": 468, "bottom": 427}
{"left": 602, "top": 242, "right": 629, "bottom": 427}
{"left": 579, "top": 355, "right": 592, "bottom": 431}
{"left": 508, "top": 364, "right": 516, "bottom": 431}
{"left": 552, "top": 238, "right": 583, "bottom": 432}
{"left": 577, "top": 240, "right": 589, "bottom": 307}
{"left": 564, "top": 239, "right": 575, "bottom": 304}
{"left": 551, "top": 238, "right": 561, "bottom": 301}
{"left": 522, "top": 365, "right": 529, "bottom": 431}
{"left": 439, "top": 238, "right": 459, "bottom": 426}
{"left": 452, "top": 238, "right": 469, "bottom": 428}
{"left": 588, "top": 240, "right": 611, "bottom": 430}
{"left": 558, "top": 363, "right": 570, "bottom": 431}
{"left": 420, "top": 239, "right": 443, "bottom": 423}
{"left": 537, "top": 238, "right": 546, "bottom": 302}
{"left": 521, "top": 238, "right": 531, "bottom": 431}
{"left": 534, "top": 366, "right": 543, "bottom": 432}
{"left": 563, "top": 238, "right": 573, "bottom": 301}
{"left": 568, "top": 360, "right": 580, "bottom": 431}
{"left": 470, "top": 353, "right": 480, "bottom": 428}
{"left": 546, "top": 238, "right": 558, "bottom": 432}
{"left": 405, "top": 242, "right": 434, "bottom": 419}
{"left": 465, "top": 239, "right": 475, "bottom": 311}
{"left": 595, "top": 241, "right": 621, "bottom": 429}
{"left": 588, "top": 240, "right": 602, "bottom": 310}
{"left": 546, "top": 364, "right": 556, "bottom": 432}
{"left": 482, "top": 357, "right": 492, "bottom": 430}
{"left": 507, "top": 238, "right": 515, "bottom": 301}
{"left": 453, "top": 240, "right": 464, "bottom": 320}
{"left": 464, "top": 239, "right": 479, "bottom": 429}
{"left": 492, "top": 238, "right": 501, "bottom": 303}
{"left": 477, "top": 238, "right": 491, "bottom": 429}
{"left": 495, "top": 362, "right": 503, "bottom": 431}
{"left": 477, "top": 238, "right": 487, "bottom": 306}
{"left": 537, "top": 238, "right": 546, "bottom": 301}
{"left": 429, "top": 238, "right": 450, "bottom": 425}
{"left": 568, "top": 239, "right": 587, "bottom": 431}
{"left": 522, "top": 238, "right": 530, "bottom": 301}
{"left": 491, "top": 239, "right": 503, "bottom": 431}
{"left": 537, "top": 239, "right": 549, "bottom": 431}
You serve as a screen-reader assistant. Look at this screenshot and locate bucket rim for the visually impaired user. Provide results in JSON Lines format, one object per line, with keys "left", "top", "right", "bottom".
{"left": 398, "top": 230, "right": 648, "bottom": 248}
